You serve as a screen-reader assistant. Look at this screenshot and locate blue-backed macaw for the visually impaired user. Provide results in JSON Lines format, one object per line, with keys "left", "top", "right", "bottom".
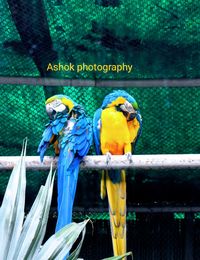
{"left": 93, "top": 90, "right": 142, "bottom": 257}
{"left": 38, "top": 94, "right": 92, "bottom": 232}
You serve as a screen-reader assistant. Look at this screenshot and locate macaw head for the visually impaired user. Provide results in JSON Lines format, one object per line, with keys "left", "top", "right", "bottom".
{"left": 45, "top": 94, "right": 75, "bottom": 119}
{"left": 118, "top": 100, "right": 137, "bottom": 121}
{"left": 102, "top": 90, "right": 139, "bottom": 121}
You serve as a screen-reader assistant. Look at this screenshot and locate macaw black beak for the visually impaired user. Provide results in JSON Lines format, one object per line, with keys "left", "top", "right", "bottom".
{"left": 120, "top": 101, "right": 136, "bottom": 121}
{"left": 127, "top": 112, "right": 136, "bottom": 121}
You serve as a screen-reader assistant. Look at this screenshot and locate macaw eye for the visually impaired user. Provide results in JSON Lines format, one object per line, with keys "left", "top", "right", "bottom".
{"left": 122, "top": 111, "right": 128, "bottom": 117}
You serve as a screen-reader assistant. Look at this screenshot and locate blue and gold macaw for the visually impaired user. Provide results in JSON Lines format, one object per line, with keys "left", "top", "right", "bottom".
{"left": 93, "top": 90, "right": 142, "bottom": 257}
{"left": 38, "top": 94, "right": 92, "bottom": 232}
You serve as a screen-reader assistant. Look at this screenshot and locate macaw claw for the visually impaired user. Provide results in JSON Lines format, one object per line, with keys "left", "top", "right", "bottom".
{"left": 106, "top": 152, "right": 112, "bottom": 165}
{"left": 125, "top": 152, "right": 132, "bottom": 163}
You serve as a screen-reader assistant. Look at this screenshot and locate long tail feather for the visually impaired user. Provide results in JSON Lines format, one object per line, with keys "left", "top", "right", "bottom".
{"left": 100, "top": 170, "right": 107, "bottom": 199}
{"left": 106, "top": 170, "right": 126, "bottom": 257}
{"left": 56, "top": 156, "right": 80, "bottom": 232}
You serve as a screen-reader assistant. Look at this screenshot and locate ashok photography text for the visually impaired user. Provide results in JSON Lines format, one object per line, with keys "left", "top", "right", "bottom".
{"left": 47, "top": 62, "right": 133, "bottom": 73}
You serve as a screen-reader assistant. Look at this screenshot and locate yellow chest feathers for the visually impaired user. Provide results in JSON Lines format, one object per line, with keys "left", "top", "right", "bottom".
{"left": 100, "top": 106, "right": 140, "bottom": 145}
{"left": 101, "top": 107, "right": 130, "bottom": 143}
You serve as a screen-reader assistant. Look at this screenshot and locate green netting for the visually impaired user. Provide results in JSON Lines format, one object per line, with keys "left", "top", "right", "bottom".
{"left": 1, "top": 85, "right": 199, "bottom": 157}
{"left": 73, "top": 211, "right": 137, "bottom": 220}
{"left": 0, "top": 0, "right": 200, "bottom": 78}
{"left": 174, "top": 213, "right": 185, "bottom": 219}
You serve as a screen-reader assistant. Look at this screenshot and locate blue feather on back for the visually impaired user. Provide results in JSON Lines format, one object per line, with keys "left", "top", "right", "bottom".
{"left": 93, "top": 108, "right": 102, "bottom": 155}
{"left": 101, "top": 90, "right": 138, "bottom": 109}
{"left": 37, "top": 125, "right": 54, "bottom": 162}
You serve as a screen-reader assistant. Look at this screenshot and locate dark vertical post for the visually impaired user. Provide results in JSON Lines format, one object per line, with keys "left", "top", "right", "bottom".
{"left": 184, "top": 213, "right": 194, "bottom": 260}
{"left": 7, "top": 0, "right": 63, "bottom": 98}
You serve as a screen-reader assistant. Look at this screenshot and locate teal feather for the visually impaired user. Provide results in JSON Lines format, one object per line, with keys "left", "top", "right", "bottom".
{"left": 93, "top": 108, "right": 102, "bottom": 155}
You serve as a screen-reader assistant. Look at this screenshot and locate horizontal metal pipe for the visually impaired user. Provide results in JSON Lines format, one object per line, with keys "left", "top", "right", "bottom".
{"left": 74, "top": 207, "right": 200, "bottom": 213}
{"left": 45, "top": 206, "right": 200, "bottom": 214}
{"left": 0, "top": 154, "right": 200, "bottom": 171}
{"left": 0, "top": 76, "right": 200, "bottom": 87}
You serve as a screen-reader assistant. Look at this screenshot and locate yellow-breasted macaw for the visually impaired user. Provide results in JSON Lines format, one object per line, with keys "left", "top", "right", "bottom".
{"left": 93, "top": 90, "right": 142, "bottom": 257}
{"left": 38, "top": 94, "right": 92, "bottom": 232}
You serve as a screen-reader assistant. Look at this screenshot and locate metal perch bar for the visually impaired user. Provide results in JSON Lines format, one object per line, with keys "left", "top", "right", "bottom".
{"left": 0, "top": 154, "right": 200, "bottom": 171}
{"left": 0, "top": 76, "right": 200, "bottom": 87}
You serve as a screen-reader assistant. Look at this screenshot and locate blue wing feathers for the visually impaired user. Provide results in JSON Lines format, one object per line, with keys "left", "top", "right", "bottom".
{"left": 37, "top": 114, "right": 68, "bottom": 160}
{"left": 93, "top": 108, "right": 102, "bottom": 155}
{"left": 133, "top": 111, "right": 142, "bottom": 152}
{"left": 55, "top": 106, "right": 92, "bottom": 233}
{"left": 61, "top": 117, "right": 67, "bottom": 123}
{"left": 75, "top": 133, "right": 87, "bottom": 145}
{"left": 78, "top": 142, "right": 90, "bottom": 157}
{"left": 37, "top": 125, "right": 54, "bottom": 162}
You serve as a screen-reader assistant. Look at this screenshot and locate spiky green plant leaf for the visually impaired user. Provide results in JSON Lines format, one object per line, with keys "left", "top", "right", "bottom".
{"left": 13, "top": 164, "right": 55, "bottom": 260}
{"left": 35, "top": 220, "right": 89, "bottom": 260}
{"left": 0, "top": 139, "right": 27, "bottom": 260}
{"left": 67, "top": 225, "right": 86, "bottom": 260}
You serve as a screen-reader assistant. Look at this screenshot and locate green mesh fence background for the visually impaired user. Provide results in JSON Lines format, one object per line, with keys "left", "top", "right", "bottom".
{"left": 1, "top": 85, "right": 200, "bottom": 157}
{"left": 0, "top": 0, "right": 200, "bottom": 78}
